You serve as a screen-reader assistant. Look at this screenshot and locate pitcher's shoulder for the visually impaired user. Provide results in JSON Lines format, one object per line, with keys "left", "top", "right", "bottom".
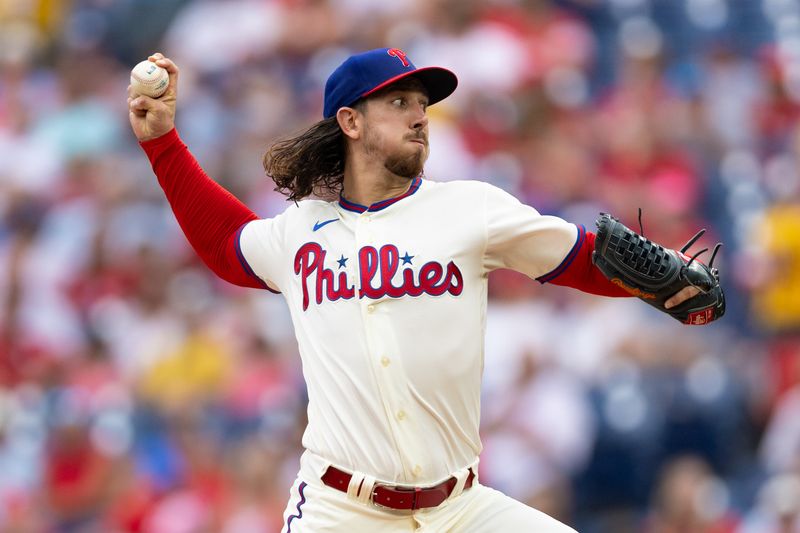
{"left": 274, "top": 198, "right": 337, "bottom": 221}
{"left": 420, "top": 178, "right": 497, "bottom": 202}
{"left": 421, "top": 178, "right": 493, "bottom": 194}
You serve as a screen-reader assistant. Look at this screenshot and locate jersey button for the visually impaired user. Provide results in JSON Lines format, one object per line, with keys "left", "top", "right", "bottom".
{"left": 367, "top": 304, "right": 376, "bottom": 313}
{"left": 381, "top": 356, "right": 390, "bottom": 367}
{"left": 396, "top": 410, "right": 406, "bottom": 421}
{"left": 413, "top": 465, "right": 422, "bottom": 476}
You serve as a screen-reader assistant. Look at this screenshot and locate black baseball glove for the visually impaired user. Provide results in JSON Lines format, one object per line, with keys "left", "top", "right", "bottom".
{"left": 592, "top": 213, "right": 725, "bottom": 325}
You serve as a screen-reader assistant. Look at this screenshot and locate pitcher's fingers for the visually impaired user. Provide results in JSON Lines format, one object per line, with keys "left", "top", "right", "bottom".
{"left": 664, "top": 286, "right": 701, "bottom": 309}
{"left": 130, "top": 95, "right": 158, "bottom": 112}
{"left": 143, "top": 55, "right": 179, "bottom": 97}
{"left": 153, "top": 56, "right": 178, "bottom": 75}
{"left": 146, "top": 52, "right": 177, "bottom": 74}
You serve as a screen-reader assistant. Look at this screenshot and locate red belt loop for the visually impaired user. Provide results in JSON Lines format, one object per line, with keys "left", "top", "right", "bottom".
{"left": 412, "top": 486, "right": 422, "bottom": 510}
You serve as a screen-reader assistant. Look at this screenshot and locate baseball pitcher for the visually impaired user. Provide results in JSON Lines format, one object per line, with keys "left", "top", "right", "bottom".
{"left": 127, "top": 48, "right": 724, "bottom": 532}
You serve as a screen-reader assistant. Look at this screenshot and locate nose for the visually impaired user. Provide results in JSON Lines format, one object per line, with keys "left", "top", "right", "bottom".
{"left": 412, "top": 105, "right": 428, "bottom": 130}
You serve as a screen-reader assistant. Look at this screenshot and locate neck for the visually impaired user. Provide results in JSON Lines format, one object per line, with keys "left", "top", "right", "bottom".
{"left": 341, "top": 158, "right": 416, "bottom": 208}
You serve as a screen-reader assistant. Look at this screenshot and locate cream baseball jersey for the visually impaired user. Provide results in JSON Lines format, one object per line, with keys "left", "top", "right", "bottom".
{"left": 238, "top": 177, "right": 580, "bottom": 485}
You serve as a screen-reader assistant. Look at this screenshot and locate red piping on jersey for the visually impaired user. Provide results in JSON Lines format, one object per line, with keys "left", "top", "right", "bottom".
{"left": 538, "top": 226, "right": 631, "bottom": 297}
{"left": 139, "top": 128, "right": 272, "bottom": 291}
{"left": 339, "top": 176, "right": 422, "bottom": 213}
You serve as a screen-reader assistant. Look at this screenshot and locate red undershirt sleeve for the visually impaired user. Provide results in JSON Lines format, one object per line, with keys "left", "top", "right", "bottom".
{"left": 540, "top": 228, "right": 632, "bottom": 297}
{"left": 139, "top": 128, "right": 269, "bottom": 290}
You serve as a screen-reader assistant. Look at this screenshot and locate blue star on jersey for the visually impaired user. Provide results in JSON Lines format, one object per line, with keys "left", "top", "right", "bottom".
{"left": 401, "top": 252, "right": 414, "bottom": 265}
{"left": 337, "top": 255, "right": 348, "bottom": 269}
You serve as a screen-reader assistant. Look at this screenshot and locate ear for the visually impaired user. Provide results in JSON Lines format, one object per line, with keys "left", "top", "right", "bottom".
{"left": 336, "top": 107, "right": 361, "bottom": 140}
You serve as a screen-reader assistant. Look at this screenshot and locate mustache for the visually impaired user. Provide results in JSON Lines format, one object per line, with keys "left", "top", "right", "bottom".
{"left": 406, "top": 133, "right": 428, "bottom": 144}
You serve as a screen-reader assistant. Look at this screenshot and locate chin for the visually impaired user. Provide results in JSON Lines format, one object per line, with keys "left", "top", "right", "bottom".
{"left": 386, "top": 152, "right": 425, "bottom": 179}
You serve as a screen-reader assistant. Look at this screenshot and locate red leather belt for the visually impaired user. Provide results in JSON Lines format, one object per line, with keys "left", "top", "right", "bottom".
{"left": 321, "top": 466, "right": 476, "bottom": 510}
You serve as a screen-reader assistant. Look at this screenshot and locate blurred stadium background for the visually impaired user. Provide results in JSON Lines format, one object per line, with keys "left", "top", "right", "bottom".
{"left": 1, "top": 0, "right": 800, "bottom": 531}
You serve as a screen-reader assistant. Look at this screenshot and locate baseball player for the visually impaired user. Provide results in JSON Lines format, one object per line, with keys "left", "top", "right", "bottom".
{"left": 128, "top": 48, "right": 723, "bottom": 532}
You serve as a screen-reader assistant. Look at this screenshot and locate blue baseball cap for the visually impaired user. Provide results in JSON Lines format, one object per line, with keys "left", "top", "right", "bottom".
{"left": 323, "top": 48, "right": 458, "bottom": 119}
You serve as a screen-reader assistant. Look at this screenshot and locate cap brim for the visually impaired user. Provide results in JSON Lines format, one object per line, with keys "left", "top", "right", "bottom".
{"left": 361, "top": 66, "right": 458, "bottom": 107}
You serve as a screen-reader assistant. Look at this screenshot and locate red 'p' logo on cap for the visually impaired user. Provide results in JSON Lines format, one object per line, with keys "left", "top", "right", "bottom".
{"left": 387, "top": 48, "right": 409, "bottom": 67}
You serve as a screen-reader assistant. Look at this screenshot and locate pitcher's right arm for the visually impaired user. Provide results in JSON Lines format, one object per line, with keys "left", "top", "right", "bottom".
{"left": 128, "top": 53, "right": 270, "bottom": 290}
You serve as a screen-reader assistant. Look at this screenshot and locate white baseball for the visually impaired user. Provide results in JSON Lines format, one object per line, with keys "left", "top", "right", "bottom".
{"left": 130, "top": 60, "right": 169, "bottom": 98}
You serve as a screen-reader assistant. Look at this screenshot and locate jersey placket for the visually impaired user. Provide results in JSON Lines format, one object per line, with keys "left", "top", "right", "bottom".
{"left": 355, "top": 210, "right": 429, "bottom": 482}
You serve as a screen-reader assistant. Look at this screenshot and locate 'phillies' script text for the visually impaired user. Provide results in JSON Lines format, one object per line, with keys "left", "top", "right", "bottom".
{"left": 294, "top": 243, "right": 463, "bottom": 310}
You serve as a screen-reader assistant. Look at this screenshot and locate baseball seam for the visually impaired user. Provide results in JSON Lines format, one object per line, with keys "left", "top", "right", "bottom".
{"left": 131, "top": 75, "right": 168, "bottom": 86}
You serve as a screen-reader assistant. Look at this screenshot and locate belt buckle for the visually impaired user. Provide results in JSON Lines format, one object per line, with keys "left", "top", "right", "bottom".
{"left": 371, "top": 483, "right": 422, "bottom": 510}
{"left": 370, "top": 483, "right": 390, "bottom": 510}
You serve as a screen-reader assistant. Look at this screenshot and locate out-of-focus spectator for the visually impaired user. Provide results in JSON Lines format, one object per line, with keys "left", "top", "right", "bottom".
{"left": 739, "top": 473, "right": 800, "bottom": 533}
{"left": 745, "top": 187, "right": 800, "bottom": 331}
{"left": 43, "top": 421, "right": 117, "bottom": 531}
{"left": 761, "top": 384, "right": 800, "bottom": 475}
{"left": 138, "top": 323, "right": 231, "bottom": 413}
{"left": 644, "top": 455, "right": 739, "bottom": 533}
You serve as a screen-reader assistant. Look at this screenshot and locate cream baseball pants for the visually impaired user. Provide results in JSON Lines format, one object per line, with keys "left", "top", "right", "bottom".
{"left": 280, "top": 452, "right": 578, "bottom": 533}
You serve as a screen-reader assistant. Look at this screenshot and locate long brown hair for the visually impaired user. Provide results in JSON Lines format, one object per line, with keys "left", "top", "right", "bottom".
{"left": 264, "top": 113, "right": 355, "bottom": 202}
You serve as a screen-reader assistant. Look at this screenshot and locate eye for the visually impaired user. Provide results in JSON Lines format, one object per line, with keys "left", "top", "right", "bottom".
{"left": 391, "top": 97, "right": 406, "bottom": 107}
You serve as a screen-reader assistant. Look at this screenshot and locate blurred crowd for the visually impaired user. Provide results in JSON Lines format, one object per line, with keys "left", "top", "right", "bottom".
{"left": 1, "top": 0, "right": 800, "bottom": 531}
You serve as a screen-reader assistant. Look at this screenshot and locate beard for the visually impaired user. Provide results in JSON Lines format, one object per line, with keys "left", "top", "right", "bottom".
{"left": 384, "top": 149, "right": 425, "bottom": 179}
{"left": 363, "top": 127, "right": 426, "bottom": 179}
